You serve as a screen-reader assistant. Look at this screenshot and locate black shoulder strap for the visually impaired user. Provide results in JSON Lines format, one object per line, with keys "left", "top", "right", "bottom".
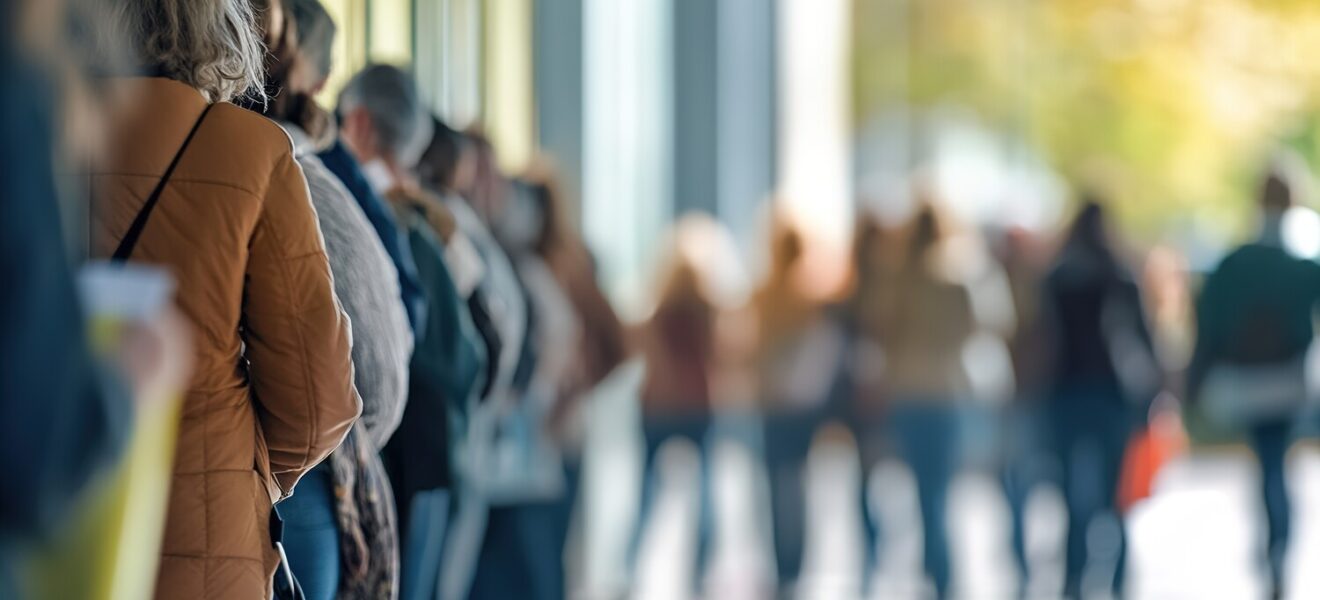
{"left": 111, "top": 103, "right": 215, "bottom": 262}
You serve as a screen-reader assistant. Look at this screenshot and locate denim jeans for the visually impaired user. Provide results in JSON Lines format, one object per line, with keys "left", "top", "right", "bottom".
{"left": 279, "top": 462, "right": 341, "bottom": 600}
{"left": 400, "top": 489, "right": 450, "bottom": 600}
{"left": 762, "top": 410, "right": 824, "bottom": 586}
{"left": 889, "top": 403, "right": 965, "bottom": 599}
{"left": 468, "top": 505, "right": 537, "bottom": 599}
{"left": 627, "top": 415, "right": 714, "bottom": 587}
{"left": 854, "top": 414, "right": 885, "bottom": 595}
{"left": 1249, "top": 419, "right": 1293, "bottom": 592}
{"left": 998, "top": 404, "right": 1053, "bottom": 586}
{"left": 1049, "top": 388, "right": 1135, "bottom": 599}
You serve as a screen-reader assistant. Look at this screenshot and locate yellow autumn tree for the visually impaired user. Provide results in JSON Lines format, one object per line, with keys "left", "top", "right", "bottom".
{"left": 854, "top": 0, "right": 1320, "bottom": 240}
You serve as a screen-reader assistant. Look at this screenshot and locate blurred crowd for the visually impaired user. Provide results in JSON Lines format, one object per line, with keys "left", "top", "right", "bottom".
{"left": 4, "top": 1, "right": 1320, "bottom": 600}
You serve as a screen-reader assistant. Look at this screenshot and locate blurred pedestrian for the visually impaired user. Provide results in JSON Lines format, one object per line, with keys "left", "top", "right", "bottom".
{"left": 751, "top": 219, "right": 846, "bottom": 592}
{"left": 1188, "top": 164, "right": 1320, "bottom": 599}
{"left": 626, "top": 220, "right": 722, "bottom": 593}
{"left": 881, "top": 203, "right": 1014, "bottom": 598}
{"left": 845, "top": 215, "right": 896, "bottom": 594}
{"left": 1043, "top": 200, "right": 1159, "bottom": 599}
{"left": 993, "top": 226, "right": 1054, "bottom": 594}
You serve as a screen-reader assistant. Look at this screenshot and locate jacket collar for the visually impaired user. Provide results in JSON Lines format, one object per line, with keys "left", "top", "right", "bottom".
{"left": 101, "top": 78, "right": 212, "bottom": 174}
{"left": 114, "top": 77, "right": 210, "bottom": 115}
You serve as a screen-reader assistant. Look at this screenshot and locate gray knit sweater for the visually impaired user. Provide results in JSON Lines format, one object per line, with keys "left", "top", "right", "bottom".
{"left": 283, "top": 123, "right": 412, "bottom": 450}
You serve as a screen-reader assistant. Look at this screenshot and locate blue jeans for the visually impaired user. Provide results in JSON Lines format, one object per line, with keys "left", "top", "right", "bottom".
{"left": 627, "top": 415, "right": 714, "bottom": 586}
{"left": 401, "top": 489, "right": 450, "bottom": 600}
{"left": 1050, "top": 388, "right": 1134, "bottom": 598}
{"left": 889, "top": 404, "right": 964, "bottom": 599}
{"left": 279, "top": 462, "right": 341, "bottom": 600}
{"left": 1250, "top": 419, "right": 1293, "bottom": 592}
{"left": 999, "top": 404, "right": 1053, "bottom": 587}
{"left": 469, "top": 464, "right": 580, "bottom": 600}
{"left": 762, "top": 410, "right": 823, "bottom": 585}
{"left": 854, "top": 415, "right": 885, "bottom": 595}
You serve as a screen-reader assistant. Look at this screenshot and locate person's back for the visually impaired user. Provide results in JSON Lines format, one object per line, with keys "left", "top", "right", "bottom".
{"left": 1190, "top": 168, "right": 1320, "bottom": 599}
{"left": 1045, "top": 257, "right": 1131, "bottom": 389}
{"left": 885, "top": 267, "right": 978, "bottom": 399}
{"left": 1041, "top": 200, "right": 1152, "bottom": 599}
{"left": 1199, "top": 244, "right": 1320, "bottom": 366}
{"left": 92, "top": 74, "right": 359, "bottom": 598}
{"left": 642, "top": 285, "right": 715, "bottom": 415}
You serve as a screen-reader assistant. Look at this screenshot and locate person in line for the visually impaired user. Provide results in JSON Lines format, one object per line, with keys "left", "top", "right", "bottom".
{"left": 449, "top": 130, "right": 532, "bottom": 410}
{"left": 292, "top": 0, "right": 428, "bottom": 337}
{"left": 430, "top": 128, "right": 538, "bottom": 600}
{"left": 332, "top": 64, "right": 480, "bottom": 600}
{"left": 241, "top": 2, "right": 413, "bottom": 598}
{"left": 90, "top": 1, "right": 362, "bottom": 596}
{"left": 0, "top": 3, "right": 189, "bottom": 593}
{"left": 524, "top": 171, "right": 631, "bottom": 600}
{"left": 881, "top": 203, "right": 1015, "bottom": 599}
{"left": 1188, "top": 165, "right": 1320, "bottom": 600}
{"left": 1042, "top": 200, "right": 1158, "bottom": 599}
{"left": 463, "top": 174, "right": 592, "bottom": 600}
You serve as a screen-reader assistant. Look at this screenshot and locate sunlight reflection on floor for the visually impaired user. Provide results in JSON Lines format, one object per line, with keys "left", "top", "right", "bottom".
{"left": 599, "top": 428, "right": 1320, "bottom": 600}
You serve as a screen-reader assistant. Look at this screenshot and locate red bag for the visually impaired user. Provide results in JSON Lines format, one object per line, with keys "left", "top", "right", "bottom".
{"left": 1118, "top": 401, "right": 1187, "bottom": 512}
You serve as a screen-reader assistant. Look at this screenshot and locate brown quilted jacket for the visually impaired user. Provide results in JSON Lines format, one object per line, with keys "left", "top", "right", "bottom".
{"left": 90, "top": 78, "right": 361, "bottom": 599}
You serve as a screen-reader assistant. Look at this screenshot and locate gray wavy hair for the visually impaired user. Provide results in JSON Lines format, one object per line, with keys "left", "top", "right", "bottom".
{"left": 108, "top": 0, "right": 267, "bottom": 102}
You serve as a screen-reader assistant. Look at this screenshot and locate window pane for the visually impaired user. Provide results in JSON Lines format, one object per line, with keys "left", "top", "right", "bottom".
{"left": 316, "top": 0, "right": 368, "bottom": 106}
{"left": 370, "top": 0, "right": 415, "bottom": 64}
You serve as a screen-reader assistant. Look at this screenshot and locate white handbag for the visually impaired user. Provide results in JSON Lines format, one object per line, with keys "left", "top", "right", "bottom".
{"left": 1200, "top": 357, "right": 1308, "bottom": 428}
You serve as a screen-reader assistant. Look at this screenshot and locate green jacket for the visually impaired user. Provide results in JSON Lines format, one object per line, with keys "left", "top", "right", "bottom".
{"left": 382, "top": 208, "right": 487, "bottom": 526}
{"left": 1189, "top": 242, "right": 1320, "bottom": 400}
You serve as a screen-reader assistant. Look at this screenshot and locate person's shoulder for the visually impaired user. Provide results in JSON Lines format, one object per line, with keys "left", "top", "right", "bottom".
{"left": 1217, "top": 243, "right": 1297, "bottom": 273}
{"left": 205, "top": 103, "right": 296, "bottom": 161}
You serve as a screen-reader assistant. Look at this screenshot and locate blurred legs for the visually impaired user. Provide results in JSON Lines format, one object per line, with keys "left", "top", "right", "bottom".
{"left": 890, "top": 405, "right": 961, "bottom": 599}
{"left": 1249, "top": 420, "right": 1292, "bottom": 594}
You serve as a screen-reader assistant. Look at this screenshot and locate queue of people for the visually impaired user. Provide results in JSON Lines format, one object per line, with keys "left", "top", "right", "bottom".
{"left": 4, "top": 0, "right": 623, "bottom": 599}
{"left": 5, "top": 1, "right": 1320, "bottom": 600}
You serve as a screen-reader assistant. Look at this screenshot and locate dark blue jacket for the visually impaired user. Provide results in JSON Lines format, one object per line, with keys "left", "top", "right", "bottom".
{"left": 319, "top": 139, "right": 428, "bottom": 335}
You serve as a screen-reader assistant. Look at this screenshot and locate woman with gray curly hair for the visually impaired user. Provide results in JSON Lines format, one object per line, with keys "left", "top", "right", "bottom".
{"left": 90, "top": 1, "right": 362, "bottom": 597}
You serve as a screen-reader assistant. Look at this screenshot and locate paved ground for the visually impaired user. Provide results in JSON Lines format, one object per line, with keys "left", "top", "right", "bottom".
{"left": 584, "top": 432, "right": 1320, "bottom": 599}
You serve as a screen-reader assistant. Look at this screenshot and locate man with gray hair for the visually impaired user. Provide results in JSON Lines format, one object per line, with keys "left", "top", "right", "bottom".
{"left": 334, "top": 61, "right": 537, "bottom": 600}
{"left": 295, "top": 0, "right": 429, "bottom": 336}
{"left": 338, "top": 64, "right": 436, "bottom": 191}
{"left": 333, "top": 62, "right": 479, "bottom": 600}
